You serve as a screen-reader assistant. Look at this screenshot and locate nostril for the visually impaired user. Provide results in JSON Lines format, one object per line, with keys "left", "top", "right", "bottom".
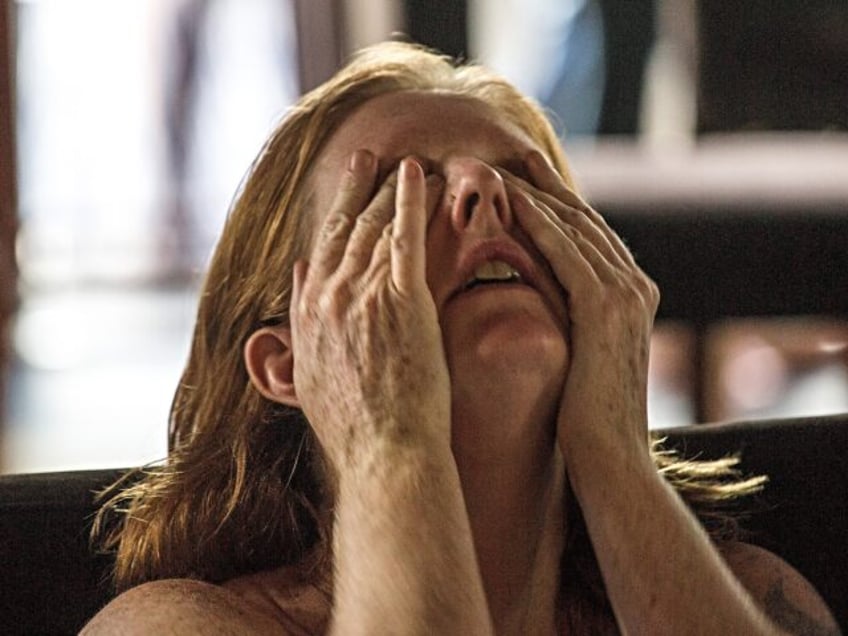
{"left": 447, "top": 159, "right": 512, "bottom": 230}
{"left": 464, "top": 192, "right": 480, "bottom": 223}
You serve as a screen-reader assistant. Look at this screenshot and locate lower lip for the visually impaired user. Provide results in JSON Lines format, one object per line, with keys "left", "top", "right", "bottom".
{"left": 454, "top": 282, "right": 537, "bottom": 298}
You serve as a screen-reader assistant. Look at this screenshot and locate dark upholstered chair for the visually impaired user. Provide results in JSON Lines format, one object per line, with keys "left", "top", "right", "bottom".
{"left": 1, "top": 414, "right": 846, "bottom": 635}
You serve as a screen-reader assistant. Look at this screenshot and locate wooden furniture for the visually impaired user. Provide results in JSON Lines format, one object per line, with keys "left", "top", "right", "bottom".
{"left": 0, "top": 1, "right": 18, "bottom": 451}
{"left": 569, "top": 136, "right": 848, "bottom": 420}
{"left": 293, "top": 0, "right": 344, "bottom": 91}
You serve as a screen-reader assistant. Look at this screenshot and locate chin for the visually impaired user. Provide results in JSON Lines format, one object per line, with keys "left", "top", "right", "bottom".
{"left": 446, "top": 314, "right": 567, "bottom": 460}
{"left": 444, "top": 310, "right": 569, "bottom": 385}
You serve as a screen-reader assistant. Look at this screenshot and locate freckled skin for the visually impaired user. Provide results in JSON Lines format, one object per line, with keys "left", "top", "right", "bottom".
{"left": 307, "top": 93, "right": 572, "bottom": 467}
{"left": 82, "top": 89, "right": 842, "bottom": 636}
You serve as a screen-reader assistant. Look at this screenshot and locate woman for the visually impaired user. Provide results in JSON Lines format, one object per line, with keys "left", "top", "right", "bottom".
{"left": 83, "top": 42, "right": 839, "bottom": 634}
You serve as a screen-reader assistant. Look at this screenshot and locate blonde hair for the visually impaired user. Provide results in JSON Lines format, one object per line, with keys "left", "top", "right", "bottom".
{"left": 93, "top": 42, "right": 765, "bottom": 610}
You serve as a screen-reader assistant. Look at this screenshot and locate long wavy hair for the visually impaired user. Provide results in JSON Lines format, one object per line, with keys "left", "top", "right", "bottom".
{"left": 93, "top": 42, "right": 765, "bottom": 628}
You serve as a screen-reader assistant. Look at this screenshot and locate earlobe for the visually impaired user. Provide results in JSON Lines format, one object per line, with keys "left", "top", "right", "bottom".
{"left": 244, "top": 326, "right": 300, "bottom": 408}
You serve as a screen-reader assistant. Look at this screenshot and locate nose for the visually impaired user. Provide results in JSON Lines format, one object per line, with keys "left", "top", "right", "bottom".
{"left": 445, "top": 157, "right": 512, "bottom": 233}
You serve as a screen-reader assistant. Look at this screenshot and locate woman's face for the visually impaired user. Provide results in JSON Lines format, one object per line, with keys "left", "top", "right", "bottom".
{"left": 308, "top": 91, "right": 570, "bottom": 394}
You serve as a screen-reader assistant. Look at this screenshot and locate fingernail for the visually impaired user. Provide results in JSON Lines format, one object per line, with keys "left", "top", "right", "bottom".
{"left": 349, "top": 149, "right": 374, "bottom": 172}
{"left": 400, "top": 157, "right": 423, "bottom": 180}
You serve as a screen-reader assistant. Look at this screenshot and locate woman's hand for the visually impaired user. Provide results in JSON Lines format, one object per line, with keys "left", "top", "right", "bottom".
{"left": 290, "top": 151, "right": 450, "bottom": 474}
{"left": 292, "top": 151, "right": 493, "bottom": 635}
{"left": 503, "top": 156, "right": 791, "bottom": 635}
{"left": 501, "top": 151, "right": 659, "bottom": 471}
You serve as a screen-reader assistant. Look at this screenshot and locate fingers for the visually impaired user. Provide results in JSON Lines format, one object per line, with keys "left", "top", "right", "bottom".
{"left": 339, "top": 169, "right": 400, "bottom": 277}
{"left": 503, "top": 151, "right": 635, "bottom": 268}
{"left": 289, "top": 258, "right": 308, "bottom": 345}
{"left": 309, "top": 149, "right": 380, "bottom": 282}
{"left": 364, "top": 161, "right": 443, "bottom": 295}
{"left": 511, "top": 182, "right": 659, "bottom": 325}
{"left": 344, "top": 156, "right": 442, "bottom": 294}
{"left": 391, "top": 159, "right": 444, "bottom": 295}
{"left": 310, "top": 151, "right": 401, "bottom": 285}
{"left": 389, "top": 158, "right": 425, "bottom": 294}
{"left": 508, "top": 170, "right": 660, "bottom": 322}
{"left": 509, "top": 185, "right": 605, "bottom": 300}
{"left": 523, "top": 150, "right": 587, "bottom": 212}
{"left": 305, "top": 151, "right": 441, "bottom": 302}
{"left": 528, "top": 150, "right": 635, "bottom": 267}
{"left": 499, "top": 170, "right": 621, "bottom": 273}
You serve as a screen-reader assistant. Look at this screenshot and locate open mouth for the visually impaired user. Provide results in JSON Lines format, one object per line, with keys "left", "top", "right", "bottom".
{"left": 461, "top": 259, "right": 524, "bottom": 292}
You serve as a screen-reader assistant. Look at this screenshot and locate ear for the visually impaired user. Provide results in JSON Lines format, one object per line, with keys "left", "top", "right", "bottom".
{"left": 244, "top": 325, "right": 300, "bottom": 408}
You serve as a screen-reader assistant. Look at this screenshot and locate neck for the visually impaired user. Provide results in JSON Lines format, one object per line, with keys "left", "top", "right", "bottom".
{"left": 451, "top": 391, "right": 567, "bottom": 635}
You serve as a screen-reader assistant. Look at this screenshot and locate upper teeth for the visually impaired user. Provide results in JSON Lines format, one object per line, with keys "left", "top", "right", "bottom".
{"left": 466, "top": 260, "right": 521, "bottom": 287}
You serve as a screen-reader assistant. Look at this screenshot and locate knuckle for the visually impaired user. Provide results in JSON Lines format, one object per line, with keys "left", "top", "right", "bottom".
{"left": 361, "top": 292, "right": 381, "bottom": 317}
{"left": 321, "top": 212, "right": 352, "bottom": 238}
{"left": 295, "top": 294, "right": 312, "bottom": 319}
{"left": 316, "top": 285, "right": 351, "bottom": 321}
{"left": 345, "top": 245, "right": 368, "bottom": 264}
{"left": 353, "top": 211, "right": 385, "bottom": 235}
{"left": 634, "top": 272, "right": 660, "bottom": 305}
{"left": 316, "top": 292, "right": 337, "bottom": 317}
{"left": 391, "top": 231, "right": 412, "bottom": 254}
{"left": 647, "top": 280, "right": 660, "bottom": 306}
{"left": 562, "top": 224, "right": 580, "bottom": 240}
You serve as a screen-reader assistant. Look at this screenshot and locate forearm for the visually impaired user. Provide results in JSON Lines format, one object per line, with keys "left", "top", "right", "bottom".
{"left": 565, "top": 432, "right": 782, "bottom": 636}
{"left": 330, "top": 444, "right": 493, "bottom": 636}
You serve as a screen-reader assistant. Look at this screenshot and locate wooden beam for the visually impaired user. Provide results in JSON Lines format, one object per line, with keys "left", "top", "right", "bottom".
{"left": 0, "top": 0, "right": 18, "bottom": 436}
{"left": 571, "top": 139, "right": 848, "bottom": 321}
{"left": 404, "top": 0, "right": 467, "bottom": 58}
{"left": 292, "top": 0, "right": 345, "bottom": 93}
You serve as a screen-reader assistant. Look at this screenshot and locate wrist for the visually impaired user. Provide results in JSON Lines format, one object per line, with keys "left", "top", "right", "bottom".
{"left": 319, "top": 404, "right": 451, "bottom": 472}
{"left": 335, "top": 433, "right": 456, "bottom": 497}
{"left": 559, "top": 419, "right": 655, "bottom": 499}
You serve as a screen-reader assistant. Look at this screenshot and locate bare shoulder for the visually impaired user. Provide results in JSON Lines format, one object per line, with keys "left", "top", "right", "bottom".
{"left": 719, "top": 541, "right": 843, "bottom": 636}
{"left": 80, "top": 578, "right": 290, "bottom": 635}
